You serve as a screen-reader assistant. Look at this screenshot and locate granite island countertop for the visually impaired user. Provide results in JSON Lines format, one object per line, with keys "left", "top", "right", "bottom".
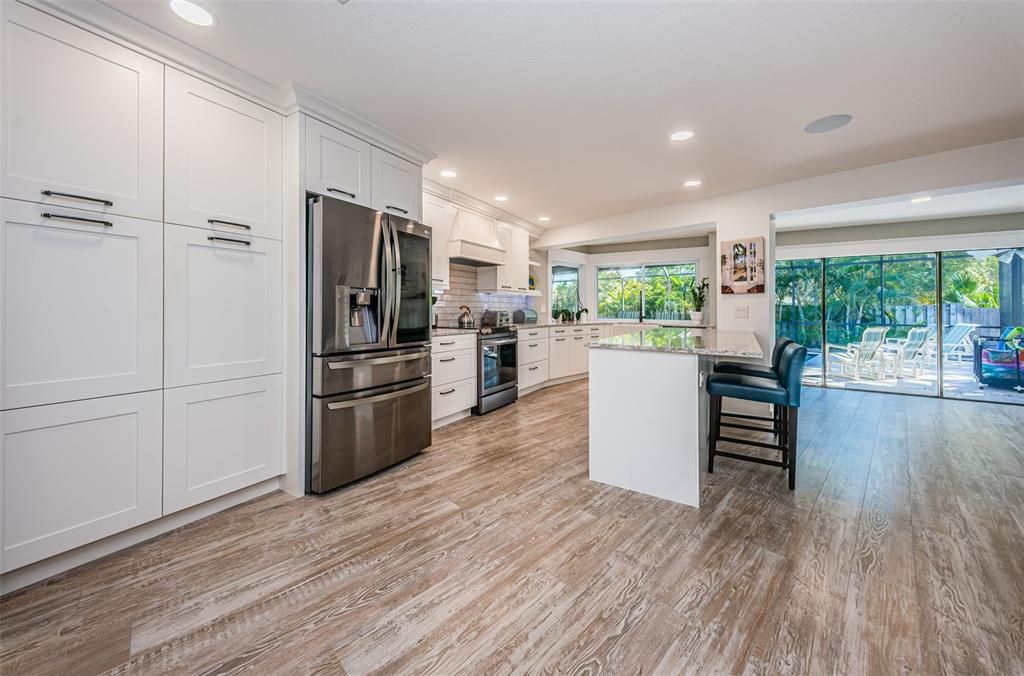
{"left": 590, "top": 327, "right": 762, "bottom": 358}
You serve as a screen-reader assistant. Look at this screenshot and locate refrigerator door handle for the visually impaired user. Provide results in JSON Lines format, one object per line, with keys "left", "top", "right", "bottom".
{"left": 380, "top": 216, "right": 394, "bottom": 345}
{"left": 390, "top": 218, "right": 402, "bottom": 346}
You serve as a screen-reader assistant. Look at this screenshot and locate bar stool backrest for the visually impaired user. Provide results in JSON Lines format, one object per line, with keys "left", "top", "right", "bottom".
{"left": 772, "top": 338, "right": 794, "bottom": 370}
{"left": 777, "top": 342, "right": 809, "bottom": 407}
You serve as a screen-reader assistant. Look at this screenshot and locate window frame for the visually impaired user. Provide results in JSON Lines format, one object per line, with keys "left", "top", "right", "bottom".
{"left": 594, "top": 260, "right": 700, "bottom": 324}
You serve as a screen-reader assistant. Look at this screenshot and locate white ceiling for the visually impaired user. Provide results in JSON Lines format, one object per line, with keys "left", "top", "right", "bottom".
{"left": 773, "top": 182, "right": 1024, "bottom": 230}
{"left": 93, "top": 0, "right": 1024, "bottom": 228}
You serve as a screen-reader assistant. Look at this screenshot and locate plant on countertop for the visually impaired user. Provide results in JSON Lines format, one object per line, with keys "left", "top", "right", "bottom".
{"left": 688, "top": 277, "right": 710, "bottom": 312}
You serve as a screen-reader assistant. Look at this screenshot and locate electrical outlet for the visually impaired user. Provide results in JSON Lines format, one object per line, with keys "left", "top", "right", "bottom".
{"left": 734, "top": 305, "right": 749, "bottom": 319}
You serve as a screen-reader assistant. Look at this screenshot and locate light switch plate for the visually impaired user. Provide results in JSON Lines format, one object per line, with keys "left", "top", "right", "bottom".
{"left": 734, "top": 305, "right": 749, "bottom": 319}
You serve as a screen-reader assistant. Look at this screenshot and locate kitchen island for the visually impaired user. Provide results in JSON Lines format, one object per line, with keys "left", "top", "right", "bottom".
{"left": 588, "top": 327, "right": 763, "bottom": 507}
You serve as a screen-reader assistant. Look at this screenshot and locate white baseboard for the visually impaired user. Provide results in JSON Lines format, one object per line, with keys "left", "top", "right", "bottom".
{"left": 520, "top": 373, "right": 588, "bottom": 396}
{"left": 0, "top": 478, "right": 282, "bottom": 596}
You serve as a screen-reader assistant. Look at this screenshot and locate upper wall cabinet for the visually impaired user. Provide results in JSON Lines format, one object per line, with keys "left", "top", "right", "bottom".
{"left": 1, "top": 4, "right": 163, "bottom": 221}
{"left": 0, "top": 199, "right": 163, "bottom": 410}
{"left": 422, "top": 192, "right": 457, "bottom": 290}
{"left": 305, "top": 116, "right": 372, "bottom": 207}
{"left": 371, "top": 147, "right": 422, "bottom": 222}
{"left": 165, "top": 69, "right": 283, "bottom": 240}
{"left": 477, "top": 222, "right": 530, "bottom": 293}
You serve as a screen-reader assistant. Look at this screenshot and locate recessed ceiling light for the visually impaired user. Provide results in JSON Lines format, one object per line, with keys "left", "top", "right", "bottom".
{"left": 910, "top": 196, "right": 932, "bottom": 203}
{"left": 494, "top": 195, "right": 508, "bottom": 202}
{"left": 804, "top": 114, "right": 852, "bottom": 134}
{"left": 440, "top": 169, "right": 457, "bottom": 178}
{"left": 169, "top": 0, "right": 216, "bottom": 26}
{"left": 683, "top": 179, "right": 703, "bottom": 188}
{"left": 670, "top": 130, "right": 695, "bottom": 142}
{"left": 538, "top": 216, "right": 551, "bottom": 222}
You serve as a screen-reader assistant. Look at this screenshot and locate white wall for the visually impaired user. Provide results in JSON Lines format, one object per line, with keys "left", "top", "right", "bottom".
{"left": 536, "top": 138, "right": 1024, "bottom": 357}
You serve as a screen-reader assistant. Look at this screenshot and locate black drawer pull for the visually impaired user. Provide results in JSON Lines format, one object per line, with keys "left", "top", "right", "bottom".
{"left": 439, "top": 357, "right": 456, "bottom": 363}
{"left": 529, "top": 366, "right": 539, "bottom": 371}
{"left": 207, "top": 236, "right": 251, "bottom": 246}
{"left": 555, "top": 338, "right": 566, "bottom": 342}
{"left": 207, "top": 218, "right": 251, "bottom": 230}
{"left": 439, "top": 341, "right": 456, "bottom": 346}
{"left": 41, "top": 189, "right": 113, "bottom": 207}
{"left": 41, "top": 212, "right": 113, "bottom": 227}
{"left": 386, "top": 205, "right": 409, "bottom": 214}
{"left": 439, "top": 388, "right": 455, "bottom": 395}
{"left": 574, "top": 337, "right": 584, "bottom": 340}
{"left": 501, "top": 285, "right": 512, "bottom": 289}
{"left": 327, "top": 187, "right": 356, "bottom": 199}
{"left": 528, "top": 343, "right": 539, "bottom": 348}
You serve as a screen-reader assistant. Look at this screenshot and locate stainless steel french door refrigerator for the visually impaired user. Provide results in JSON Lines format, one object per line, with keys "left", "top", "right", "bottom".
{"left": 307, "top": 195, "right": 432, "bottom": 494}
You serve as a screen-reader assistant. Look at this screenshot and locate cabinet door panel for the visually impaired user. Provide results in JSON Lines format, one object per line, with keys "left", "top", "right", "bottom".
{"left": 1, "top": 5, "right": 163, "bottom": 221}
{"left": 371, "top": 147, "right": 421, "bottom": 221}
{"left": 571, "top": 335, "right": 589, "bottom": 374}
{"left": 163, "top": 375, "right": 282, "bottom": 514}
{"left": 165, "top": 69, "right": 283, "bottom": 240}
{"left": 0, "top": 391, "right": 162, "bottom": 571}
{"left": 0, "top": 199, "right": 162, "bottom": 409}
{"left": 164, "top": 224, "right": 282, "bottom": 387}
{"left": 548, "top": 337, "right": 572, "bottom": 379}
{"left": 304, "top": 117, "right": 372, "bottom": 206}
{"left": 422, "top": 193, "right": 454, "bottom": 290}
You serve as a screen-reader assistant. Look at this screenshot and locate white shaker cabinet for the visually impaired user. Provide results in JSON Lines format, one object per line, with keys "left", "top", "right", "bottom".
{"left": 477, "top": 223, "right": 530, "bottom": 293}
{"left": 0, "top": 199, "right": 163, "bottom": 409}
{"left": 304, "top": 116, "right": 372, "bottom": 207}
{"left": 165, "top": 69, "right": 283, "bottom": 240}
{"left": 548, "top": 335, "right": 573, "bottom": 379}
{"left": 164, "top": 224, "right": 282, "bottom": 388}
{"left": 1, "top": 4, "right": 163, "bottom": 221}
{"left": 371, "top": 147, "right": 422, "bottom": 222}
{"left": 0, "top": 391, "right": 163, "bottom": 572}
{"left": 163, "top": 375, "right": 282, "bottom": 514}
{"left": 422, "top": 193, "right": 456, "bottom": 290}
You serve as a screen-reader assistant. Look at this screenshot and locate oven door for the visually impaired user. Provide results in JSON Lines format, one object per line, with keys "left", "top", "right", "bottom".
{"left": 479, "top": 337, "right": 518, "bottom": 396}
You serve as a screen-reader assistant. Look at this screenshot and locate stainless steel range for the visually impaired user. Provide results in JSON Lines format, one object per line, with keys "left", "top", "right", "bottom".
{"left": 474, "top": 311, "right": 518, "bottom": 414}
{"left": 307, "top": 195, "right": 433, "bottom": 494}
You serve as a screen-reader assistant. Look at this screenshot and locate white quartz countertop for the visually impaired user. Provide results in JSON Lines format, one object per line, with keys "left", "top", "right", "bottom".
{"left": 590, "top": 327, "right": 763, "bottom": 358}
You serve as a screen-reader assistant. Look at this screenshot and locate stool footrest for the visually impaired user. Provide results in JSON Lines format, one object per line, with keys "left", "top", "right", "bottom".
{"left": 713, "top": 450, "right": 787, "bottom": 468}
{"left": 721, "top": 421, "right": 778, "bottom": 434}
{"left": 721, "top": 412, "right": 776, "bottom": 422}
{"left": 717, "top": 436, "right": 786, "bottom": 451}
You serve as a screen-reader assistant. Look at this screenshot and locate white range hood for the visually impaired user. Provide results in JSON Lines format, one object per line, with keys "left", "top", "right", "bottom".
{"left": 447, "top": 208, "right": 506, "bottom": 267}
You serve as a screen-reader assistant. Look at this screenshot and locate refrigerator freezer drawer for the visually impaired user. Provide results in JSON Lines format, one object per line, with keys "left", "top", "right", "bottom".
{"left": 313, "top": 347, "right": 430, "bottom": 397}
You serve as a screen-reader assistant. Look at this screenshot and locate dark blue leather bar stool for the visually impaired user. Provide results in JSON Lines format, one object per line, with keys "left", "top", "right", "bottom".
{"left": 714, "top": 337, "right": 793, "bottom": 438}
{"left": 707, "top": 342, "right": 807, "bottom": 489}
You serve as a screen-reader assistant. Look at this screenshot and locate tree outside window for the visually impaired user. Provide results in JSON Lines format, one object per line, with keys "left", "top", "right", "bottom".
{"left": 551, "top": 265, "right": 580, "bottom": 319}
{"left": 597, "top": 263, "right": 697, "bottom": 320}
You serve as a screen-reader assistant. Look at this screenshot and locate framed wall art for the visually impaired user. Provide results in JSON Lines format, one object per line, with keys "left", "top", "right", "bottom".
{"left": 720, "top": 237, "right": 765, "bottom": 294}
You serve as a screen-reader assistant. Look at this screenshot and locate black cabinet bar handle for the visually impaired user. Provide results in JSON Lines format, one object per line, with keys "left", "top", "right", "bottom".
{"left": 501, "top": 285, "right": 512, "bottom": 289}
{"left": 207, "top": 218, "right": 252, "bottom": 230}
{"left": 439, "top": 388, "right": 455, "bottom": 395}
{"left": 439, "top": 341, "right": 456, "bottom": 345}
{"left": 529, "top": 366, "right": 539, "bottom": 371}
{"left": 207, "top": 236, "right": 251, "bottom": 246}
{"left": 528, "top": 343, "right": 539, "bottom": 347}
{"left": 40, "top": 190, "right": 113, "bottom": 207}
{"left": 41, "top": 212, "right": 113, "bottom": 227}
{"left": 386, "top": 205, "right": 409, "bottom": 214}
{"left": 555, "top": 338, "right": 566, "bottom": 342}
{"left": 439, "top": 357, "right": 456, "bottom": 363}
{"left": 575, "top": 336, "right": 584, "bottom": 340}
{"left": 327, "top": 188, "right": 356, "bottom": 199}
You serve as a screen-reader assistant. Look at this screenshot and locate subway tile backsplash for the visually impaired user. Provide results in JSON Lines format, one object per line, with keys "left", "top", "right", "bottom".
{"left": 433, "top": 264, "right": 535, "bottom": 326}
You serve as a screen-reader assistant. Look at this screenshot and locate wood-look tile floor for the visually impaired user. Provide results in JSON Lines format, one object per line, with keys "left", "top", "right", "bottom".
{"left": 2, "top": 381, "right": 1023, "bottom": 675}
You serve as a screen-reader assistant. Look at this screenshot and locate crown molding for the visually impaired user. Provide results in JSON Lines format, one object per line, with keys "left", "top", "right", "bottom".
{"left": 423, "top": 178, "right": 544, "bottom": 238}
{"left": 26, "top": 0, "right": 286, "bottom": 111}
{"left": 282, "top": 83, "right": 435, "bottom": 166}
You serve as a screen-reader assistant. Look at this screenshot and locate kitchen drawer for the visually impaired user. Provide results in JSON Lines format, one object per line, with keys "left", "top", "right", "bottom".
{"left": 1, "top": 199, "right": 163, "bottom": 409}
{"left": 517, "top": 326, "right": 549, "bottom": 341}
{"left": 518, "top": 338, "right": 549, "bottom": 366}
{"left": 519, "top": 360, "right": 548, "bottom": 389}
{"left": 551, "top": 325, "right": 588, "bottom": 337}
{"left": 432, "top": 333, "right": 476, "bottom": 354}
{"left": 1, "top": 391, "right": 162, "bottom": 572}
{"left": 433, "top": 348, "right": 476, "bottom": 387}
{"left": 163, "top": 375, "right": 282, "bottom": 514}
{"left": 432, "top": 378, "right": 476, "bottom": 420}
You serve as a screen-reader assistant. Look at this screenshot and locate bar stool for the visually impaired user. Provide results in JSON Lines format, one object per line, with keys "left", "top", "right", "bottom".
{"left": 714, "top": 337, "right": 793, "bottom": 438}
{"left": 706, "top": 342, "right": 807, "bottom": 489}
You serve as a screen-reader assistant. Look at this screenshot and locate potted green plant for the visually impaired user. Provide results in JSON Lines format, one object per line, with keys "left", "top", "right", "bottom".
{"left": 688, "top": 277, "right": 710, "bottom": 324}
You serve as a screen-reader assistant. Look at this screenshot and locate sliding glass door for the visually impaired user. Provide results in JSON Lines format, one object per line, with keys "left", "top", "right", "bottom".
{"left": 776, "top": 248, "right": 1020, "bottom": 405}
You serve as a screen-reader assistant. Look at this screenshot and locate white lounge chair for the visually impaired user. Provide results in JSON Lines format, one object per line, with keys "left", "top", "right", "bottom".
{"left": 826, "top": 326, "right": 889, "bottom": 380}
{"left": 939, "top": 323, "right": 977, "bottom": 363}
{"left": 886, "top": 326, "right": 931, "bottom": 378}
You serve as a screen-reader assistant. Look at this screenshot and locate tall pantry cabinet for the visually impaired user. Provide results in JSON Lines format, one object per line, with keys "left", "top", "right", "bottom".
{"left": 0, "top": 4, "right": 284, "bottom": 575}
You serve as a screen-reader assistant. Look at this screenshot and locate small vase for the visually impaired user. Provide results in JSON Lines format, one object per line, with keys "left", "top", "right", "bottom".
{"left": 690, "top": 311, "right": 704, "bottom": 324}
